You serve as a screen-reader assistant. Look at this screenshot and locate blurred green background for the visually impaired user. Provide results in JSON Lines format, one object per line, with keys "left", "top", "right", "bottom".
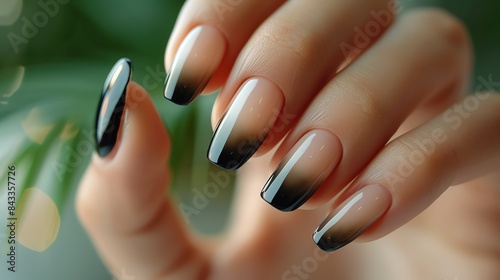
{"left": 0, "top": 0, "right": 499, "bottom": 279}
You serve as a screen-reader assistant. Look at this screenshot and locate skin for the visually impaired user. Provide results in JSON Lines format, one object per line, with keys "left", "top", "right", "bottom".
{"left": 77, "top": 1, "right": 500, "bottom": 279}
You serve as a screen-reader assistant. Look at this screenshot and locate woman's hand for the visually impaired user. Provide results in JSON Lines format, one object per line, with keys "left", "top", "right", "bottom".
{"left": 77, "top": 0, "right": 500, "bottom": 279}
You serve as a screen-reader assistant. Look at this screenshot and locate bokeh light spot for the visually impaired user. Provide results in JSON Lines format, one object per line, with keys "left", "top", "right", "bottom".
{"left": 17, "top": 188, "right": 60, "bottom": 252}
{"left": 60, "top": 122, "right": 79, "bottom": 140}
{"left": 0, "top": 0, "right": 22, "bottom": 26}
{"left": 0, "top": 66, "right": 24, "bottom": 105}
{"left": 21, "top": 108, "right": 54, "bottom": 144}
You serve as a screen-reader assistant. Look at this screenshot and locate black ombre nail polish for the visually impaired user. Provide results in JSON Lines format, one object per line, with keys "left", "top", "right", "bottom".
{"left": 206, "top": 78, "right": 284, "bottom": 171}
{"left": 261, "top": 130, "right": 341, "bottom": 212}
{"left": 312, "top": 185, "right": 392, "bottom": 252}
{"left": 207, "top": 117, "right": 266, "bottom": 170}
{"left": 261, "top": 170, "right": 320, "bottom": 212}
{"left": 164, "top": 72, "right": 210, "bottom": 105}
{"left": 95, "top": 58, "right": 132, "bottom": 157}
{"left": 314, "top": 229, "right": 361, "bottom": 252}
{"left": 164, "top": 25, "right": 226, "bottom": 106}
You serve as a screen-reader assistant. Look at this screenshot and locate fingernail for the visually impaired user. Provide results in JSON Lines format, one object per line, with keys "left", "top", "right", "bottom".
{"left": 261, "top": 130, "right": 341, "bottom": 211}
{"left": 95, "top": 58, "right": 132, "bottom": 158}
{"left": 207, "top": 78, "right": 284, "bottom": 170}
{"left": 164, "top": 25, "right": 226, "bottom": 105}
{"left": 312, "top": 184, "right": 392, "bottom": 252}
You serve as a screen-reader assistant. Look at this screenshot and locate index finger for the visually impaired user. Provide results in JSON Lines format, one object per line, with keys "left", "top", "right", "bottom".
{"left": 77, "top": 60, "right": 206, "bottom": 279}
{"left": 164, "top": 0, "right": 286, "bottom": 105}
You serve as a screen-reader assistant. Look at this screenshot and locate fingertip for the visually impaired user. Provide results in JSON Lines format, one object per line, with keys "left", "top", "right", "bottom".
{"left": 312, "top": 184, "right": 392, "bottom": 251}
{"left": 91, "top": 58, "right": 171, "bottom": 190}
{"left": 120, "top": 81, "right": 171, "bottom": 170}
{"left": 164, "top": 25, "right": 227, "bottom": 105}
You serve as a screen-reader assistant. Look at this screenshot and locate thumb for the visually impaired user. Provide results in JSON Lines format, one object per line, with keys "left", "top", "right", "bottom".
{"left": 76, "top": 59, "right": 207, "bottom": 280}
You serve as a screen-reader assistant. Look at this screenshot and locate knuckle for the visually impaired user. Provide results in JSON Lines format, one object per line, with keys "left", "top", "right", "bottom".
{"left": 300, "top": 105, "right": 332, "bottom": 131}
{"left": 402, "top": 8, "right": 471, "bottom": 76}
{"left": 328, "top": 72, "right": 386, "bottom": 120}
{"left": 390, "top": 129, "right": 453, "bottom": 178}
{"left": 256, "top": 17, "right": 323, "bottom": 62}
{"left": 405, "top": 8, "right": 469, "bottom": 49}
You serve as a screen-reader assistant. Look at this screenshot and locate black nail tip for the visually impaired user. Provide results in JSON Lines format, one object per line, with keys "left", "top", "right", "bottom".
{"left": 260, "top": 193, "right": 310, "bottom": 212}
{"left": 314, "top": 235, "right": 347, "bottom": 252}
{"left": 206, "top": 144, "right": 254, "bottom": 171}
{"left": 206, "top": 115, "right": 264, "bottom": 171}
{"left": 164, "top": 72, "right": 209, "bottom": 106}
{"left": 260, "top": 194, "right": 293, "bottom": 212}
{"left": 260, "top": 182, "right": 299, "bottom": 212}
{"left": 261, "top": 172, "right": 319, "bottom": 212}
{"left": 207, "top": 137, "right": 264, "bottom": 171}
{"left": 96, "top": 146, "right": 113, "bottom": 158}
{"left": 95, "top": 58, "right": 132, "bottom": 158}
{"left": 313, "top": 227, "right": 365, "bottom": 252}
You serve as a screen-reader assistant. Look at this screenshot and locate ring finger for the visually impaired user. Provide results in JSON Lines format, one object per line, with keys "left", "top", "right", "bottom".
{"left": 261, "top": 8, "right": 471, "bottom": 211}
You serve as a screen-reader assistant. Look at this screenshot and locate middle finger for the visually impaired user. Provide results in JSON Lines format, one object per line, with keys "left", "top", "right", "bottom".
{"left": 208, "top": 0, "right": 395, "bottom": 170}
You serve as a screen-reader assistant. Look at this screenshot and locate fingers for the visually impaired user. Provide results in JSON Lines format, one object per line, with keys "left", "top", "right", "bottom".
{"left": 313, "top": 92, "right": 500, "bottom": 251}
{"left": 164, "top": 0, "right": 286, "bottom": 104}
{"left": 208, "top": 0, "right": 395, "bottom": 169}
{"left": 77, "top": 59, "right": 206, "bottom": 279}
{"left": 261, "top": 9, "right": 471, "bottom": 211}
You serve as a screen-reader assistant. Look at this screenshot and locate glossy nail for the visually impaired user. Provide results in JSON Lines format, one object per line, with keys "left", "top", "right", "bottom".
{"left": 208, "top": 78, "right": 284, "bottom": 170}
{"left": 164, "top": 25, "right": 226, "bottom": 105}
{"left": 261, "top": 130, "right": 341, "bottom": 211}
{"left": 313, "top": 184, "right": 392, "bottom": 252}
{"left": 95, "top": 58, "right": 132, "bottom": 157}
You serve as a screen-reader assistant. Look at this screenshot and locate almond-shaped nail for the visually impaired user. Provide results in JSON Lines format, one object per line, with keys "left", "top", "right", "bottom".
{"left": 164, "top": 25, "right": 226, "bottom": 105}
{"left": 95, "top": 58, "right": 132, "bottom": 157}
{"left": 207, "top": 78, "right": 284, "bottom": 170}
{"left": 313, "top": 184, "right": 392, "bottom": 252}
{"left": 261, "top": 130, "right": 341, "bottom": 211}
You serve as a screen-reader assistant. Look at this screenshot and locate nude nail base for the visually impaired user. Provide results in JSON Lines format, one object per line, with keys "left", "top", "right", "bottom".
{"left": 164, "top": 25, "right": 226, "bottom": 105}
{"left": 207, "top": 78, "right": 284, "bottom": 170}
{"left": 261, "top": 130, "right": 341, "bottom": 211}
{"left": 312, "top": 184, "right": 392, "bottom": 252}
